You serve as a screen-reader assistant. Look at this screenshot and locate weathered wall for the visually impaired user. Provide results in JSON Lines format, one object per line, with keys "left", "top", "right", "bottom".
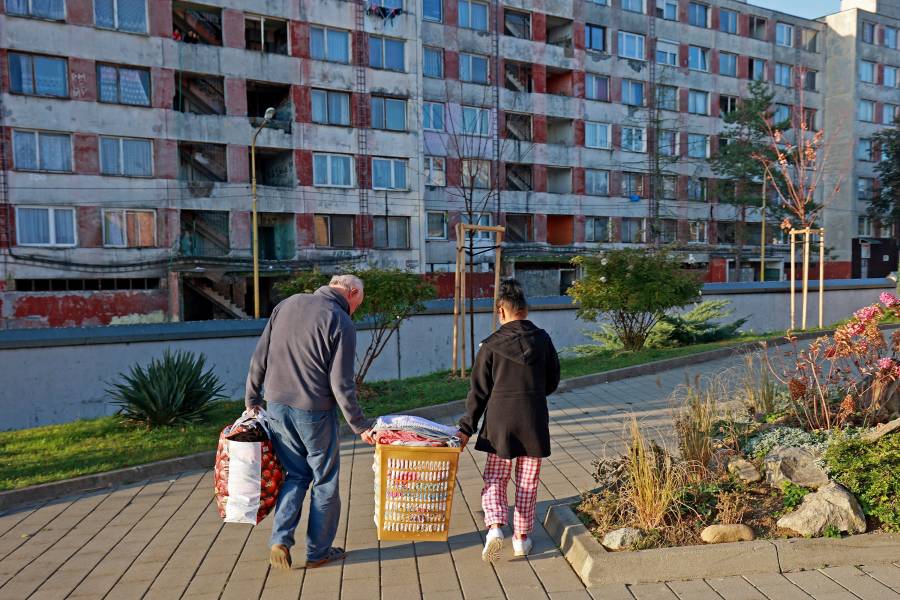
{"left": 0, "top": 280, "right": 893, "bottom": 430}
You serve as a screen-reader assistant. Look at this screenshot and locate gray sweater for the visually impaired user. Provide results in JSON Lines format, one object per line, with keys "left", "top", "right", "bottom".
{"left": 244, "top": 286, "right": 370, "bottom": 434}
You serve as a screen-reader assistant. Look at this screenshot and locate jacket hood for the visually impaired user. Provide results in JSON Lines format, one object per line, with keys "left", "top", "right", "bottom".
{"left": 314, "top": 285, "right": 350, "bottom": 315}
{"left": 484, "top": 320, "right": 548, "bottom": 366}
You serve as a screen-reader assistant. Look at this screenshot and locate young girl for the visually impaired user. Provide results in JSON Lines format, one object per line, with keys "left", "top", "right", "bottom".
{"left": 457, "top": 279, "right": 560, "bottom": 561}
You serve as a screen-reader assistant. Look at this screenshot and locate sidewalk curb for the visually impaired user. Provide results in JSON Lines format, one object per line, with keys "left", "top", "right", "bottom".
{"left": 0, "top": 329, "right": 829, "bottom": 514}
{"left": 544, "top": 503, "right": 900, "bottom": 586}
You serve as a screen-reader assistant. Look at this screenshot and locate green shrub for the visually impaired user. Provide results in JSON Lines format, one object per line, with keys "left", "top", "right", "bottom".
{"left": 824, "top": 434, "right": 900, "bottom": 531}
{"left": 780, "top": 481, "right": 810, "bottom": 510}
{"left": 108, "top": 350, "right": 225, "bottom": 428}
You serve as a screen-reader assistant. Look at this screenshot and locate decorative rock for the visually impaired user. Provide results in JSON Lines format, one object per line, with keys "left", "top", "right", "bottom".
{"left": 700, "top": 524, "right": 755, "bottom": 544}
{"left": 602, "top": 527, "right": 644, "bottom": 551}
{"left": 764, "top": 446, "right": 830, "bottom": 489}
{"left": 862, "top": 417, "right": 900, "bottom": 443}
{"left": 707, "top": 449, "right": 734, "bottom": 474}
{"left": 727, "top": 458, "right": 762, "bottom": 483}
{"left": 776, "top": 482, "right": 867, "bottom": 537}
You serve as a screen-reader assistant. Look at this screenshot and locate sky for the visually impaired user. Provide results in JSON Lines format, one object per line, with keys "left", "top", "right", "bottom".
{"left": 748, "top": 0, "right": 842, "bottom": 19}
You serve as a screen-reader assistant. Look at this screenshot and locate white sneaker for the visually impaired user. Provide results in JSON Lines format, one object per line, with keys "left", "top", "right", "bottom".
{"left": 481, "top": 528, "right": 504, "bottom": 563}
{"left": 512, "top": 536, "right": 533, "bottom": 557}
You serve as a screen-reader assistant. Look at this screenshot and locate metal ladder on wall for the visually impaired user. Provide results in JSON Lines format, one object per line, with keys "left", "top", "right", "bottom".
{"left": 355, "top": 0, "right": 370, "bottom": 254}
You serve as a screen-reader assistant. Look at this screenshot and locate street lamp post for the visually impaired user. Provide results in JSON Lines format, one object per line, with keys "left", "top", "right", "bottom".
{"left": 250, "top": 107, "right": 276, "bottom": 319}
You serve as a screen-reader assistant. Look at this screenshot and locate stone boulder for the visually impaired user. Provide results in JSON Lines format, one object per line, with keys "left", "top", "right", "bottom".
{"left": 700, "top": 524, "right": 755, "bottom": 544}
{"left": 776, "top": 482, "right": 867, "bottom": 537}
{"left": 602, "top": 527, "right": 644, "bottom": 551}
{"left": 727, "top": 458, "right": 762, "bottom": 483}
{"left": 764, "top": 446, "right": 829, "bottom": 489}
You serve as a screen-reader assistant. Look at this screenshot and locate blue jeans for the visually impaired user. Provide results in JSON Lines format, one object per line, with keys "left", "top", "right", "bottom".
{"left": 266, "top": 403, "right": 340, "bottom": 561}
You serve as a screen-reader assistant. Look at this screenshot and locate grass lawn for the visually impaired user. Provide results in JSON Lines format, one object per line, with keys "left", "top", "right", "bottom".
{"left": 0, "top": 333, "right": 777, "bottom": 491}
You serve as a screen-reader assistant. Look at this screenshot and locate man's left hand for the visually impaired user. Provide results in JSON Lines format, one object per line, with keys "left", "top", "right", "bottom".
{"left": 360, "top": 429, "right": 376, "bottom": 445}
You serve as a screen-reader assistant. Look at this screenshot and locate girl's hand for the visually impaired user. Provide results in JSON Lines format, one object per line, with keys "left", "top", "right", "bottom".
{"left": 457, "top": 431, "right": 470, "bottom": 449}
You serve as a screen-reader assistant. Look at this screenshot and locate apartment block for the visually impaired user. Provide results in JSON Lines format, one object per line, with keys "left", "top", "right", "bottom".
{"left": 0, "top": 0, "right": 894, "bottom": 328}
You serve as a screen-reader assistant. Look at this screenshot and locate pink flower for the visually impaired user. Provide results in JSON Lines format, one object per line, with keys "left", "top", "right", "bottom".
{"left": 853, "top": 305, "right": 883, "bottom": 323}
{"left": 881, "top": 292, "right": 900, "bottom": 308}
{"left": 878, "top": 357, "right": 895, "bottom": 370}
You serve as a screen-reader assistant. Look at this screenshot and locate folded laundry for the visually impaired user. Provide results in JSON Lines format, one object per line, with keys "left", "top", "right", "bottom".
{"left": 372, "top": 415, "right": 459, "bottom": 437}
{"left": 372, "top": 415, "right": 460, "bottom": 448}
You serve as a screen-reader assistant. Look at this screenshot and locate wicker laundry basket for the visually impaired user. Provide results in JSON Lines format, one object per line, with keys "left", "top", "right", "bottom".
{"left": 373, "top": 443, "right": 462, "bottom": 542}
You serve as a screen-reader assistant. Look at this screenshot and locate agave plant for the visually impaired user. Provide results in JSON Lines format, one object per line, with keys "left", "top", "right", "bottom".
{"left": 108, "top": 350, "right": 225, "bottom": 427}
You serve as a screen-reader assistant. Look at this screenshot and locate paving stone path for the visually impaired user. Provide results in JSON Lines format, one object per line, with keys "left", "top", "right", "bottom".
{"left": 1, "top": 354, "right": 899, "bottom": 599}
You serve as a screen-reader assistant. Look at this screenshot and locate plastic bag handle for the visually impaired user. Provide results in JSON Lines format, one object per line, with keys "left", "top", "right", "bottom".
{"left": 229, "top": 408, "right": 268, "bottom": 432}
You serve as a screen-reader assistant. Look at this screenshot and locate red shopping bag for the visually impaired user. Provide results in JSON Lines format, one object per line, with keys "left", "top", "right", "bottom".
{"left": 214, "top": 410, "right": 283, "bottom": 524}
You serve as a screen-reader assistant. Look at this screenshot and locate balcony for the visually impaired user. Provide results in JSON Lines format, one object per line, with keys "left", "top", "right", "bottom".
{"left": 254, "top": 148, "right": 295, "bottom": 188}
{"left": 247, "top": 81, "right": 293, "bottom": 133}
{"left": 505, "top": 113, "right": 532, "bottom": 142}
{"left": 546, "top": 15, "right": 573, "bottom": 50}
{"left": 504, "top": 10, "right": 531, "bottom": 40}
{"left": 174, "top": 72, "right": 225, "bottom": 115}
{"left": 178, "top": 142, "right": 227, "bottom": 192}
{"left": 505, "top": 164, "right": 533, "bottom": 192}
{"left": 547, "top": 215, "right": 574, "bottom": 245}
{"left": 547, "top": 167, "right": 572, "bottom": 194}
{"left": 180, "top": 210, "right": 230, "bottom": 257}
{"left": 546, "top": 67, "right": 573, "bottom": 97}
{"left": 258, "top": 213, "right": 296, "bottom": 260}
{"left": 173, "top": 1, "right": 222, "bottom": 46}
{"left": 505, "top": 213, "right": 534, "bottom": 241}
{"left": 547, "top": 116, "right": 573, "bottom": 145}
{"left": 504, "top": 61, "right": 533, "bottom": 93}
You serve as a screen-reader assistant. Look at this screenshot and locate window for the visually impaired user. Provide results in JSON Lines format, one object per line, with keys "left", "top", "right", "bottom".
{"left": 803, "top": 108, "right": 817, "bottom": 131}
{"left": 370, "top": 36, "right": 405, "bottom": 71}
{"left": 100, "top": 137, "right": 152, "bottom": 177}
{"left": 858, "top": 177, "right": 876, "bottom": 202}
{"left": 462, "top": 106, "right": 490, "bottom": 135}
{"left": 585, "top": 74, "right": 610, "bottom": 101}
{"left": 620, "top": 218, "right": 644, "bottom": 243}
{"left": 859, "top": 99, "right": 876, "bottom": 122}
{"left": 94, "top": 0, "right": 146, "bottom": 33}
{"left": 585, "top": 171, "right": 609, "bottom": 196}
{"left": 860, "top": 60, "right": 876, "bottom": 83}
{"left": 803, "top": 28, "right": 819, "bottom": 52}
{"left": 656, "top": 85, "right": 677, "bottom": 111}
{"left": 623, "top": 173, "right": 644, "bottom": 197}
{"left": 886, "top": 27, "right": 898, "bottom": 50}
{"left": 313, "top": 154, "right": 353, "bottom": 187}
{"left": 719, "top": 52, "right": 737, "bottom": 77}
{"left": 749, "top": 58, "right": 766, "bottom": 81}
{"left": 13, "top": 130, "right": 71, "bottom": 172}
{"left": 662, "top": 176, "right": 677, "bottom": 200}
{"left": 461, "top": 213, "right": 493, "bottom": 239}
{"left": 372, "top": 158, "right": 407, "bottom": 190}
{"left": 688, "top": 2, "right": 709, "bottom": 28}
{"left": 858, "top": 138, "right": 874, "bottom": 161}
{"left": 7, "top": 0, "right": 64, "bottom": 19}
{"left": 97, "top": 64, "right": 150, "bottom": 106}
{"left": 311, "top": 90, "right": 350, "bottom": 126}
{"left": 310, "top": 27, "right": 350, "bottom": 63}
{"left": 423, "top": 47, "right": 443, "bottom": 78}
{"left": 886, "top": 104, "right": 900, "bottom": 124}
{"left": 374, "top": 216, "right": 410, "bottom": 249}
{"left": 505, "top": 214, "right": 533, "bottom": 242}
{"left": 585, "top": 216, "right": 610, "bottom": 241}
{"left": 504, "top": 10, "right": 531, "bottom": 39}
{"left": 585, "top": 122, "right": 611, "bottom": 149}
{"left": 750, "top": 16, "right": 767, "bottom": 40}
{"left": 16, "top": 207, "right": 75, "bottom": 246}
{"left": 774, "top": 103, "right": 791, "bottom": 124}
{"left": 622, "top": 127, "right": 646, "bottom": 153}
{"left": 103, "top": 209, "right": 156, "bottom": 248}
{"left": 423, "top": 0, "right": 442, "bottom": 22}
{"left": 688, "top": 90, "right": 709, "bottom": 115}
{"left": 424, "top": 156, "right": 446, "bottom": 186}
{"left": 462, "top": 159, "right": 491, "bottom": 188}
{"left": 776, "top": 22, "right": 794, "bottom": 47}
{"left": 775, "top": 63, "right": 792, "bottom": 87}
{"left": 621, "top": 0, "right": 643, "bottom": 13}
{"left": 689, "top": 221, "right": 706, "bottom": 243}
{"left": 659, "top": 130, "right": 677, "bottom": 156}
{"left": 687, "top": 177, "right": 707, "bottom": 201}
{"left": 460, "top": 53, "right": 489, "bottom": 84}
{"left": 245, "top": 15, "right": 288, "bottom": 54}
{"left": 886, "top": 66, "right": 898, "bottom": 89}
{"left": 656, "top": 40, "right": 678, "bottom": 66}
{"left": 371, "top": 96, "right": 407, "bottom": 131}
{"left": 862, "top": 21, "right": 875, "bottom": 44}
{"left": 315, "top": 214, "right": 354, "bottom": 247}
{"left": 423, "top": 102, "right": 444, "bottom": 131}
{"left": 458, "top": 0, "right": 488, "bottom": 30}
{"left": 9, "top": 53, "right": 67, "bottom": 97}
{"left": 804, "top": 70, "right": 818, "bottom": 91}
{"left": 720, "top": 9, "right": 738, "bottom": 34}
{"left": 586, "top": 24, "right": 606, "bottom": 52}
{"left": 657, "top": 0, "right": 677, "bottom": 20}
{"left": 622, "top": 80, "right": 644, "bottom": 106}
{"left": 687, "top": 134, "right": 708, "bottom": 158}
{"left": 426, "top": 211, "right": 447, "bottom": 239}
{"left": 618, "top": 31, "right": 645, "bottom": 60}
{"left": 689, "top": 46, "right": 709, "bottom": 72}
{"left": 858, "top": 216, "right": 873, "bottom": 236}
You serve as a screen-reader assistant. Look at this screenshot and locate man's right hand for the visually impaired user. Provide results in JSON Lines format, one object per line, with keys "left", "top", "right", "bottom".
{"left": 360, "top": 429, "right": 376, "bottom": 445}
{"left": 246, "top": 405, "right": 262, "bottom": 416}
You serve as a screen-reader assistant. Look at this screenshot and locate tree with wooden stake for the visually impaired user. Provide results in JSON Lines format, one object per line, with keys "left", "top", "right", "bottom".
{"left": 750, "top": 70, "right": 844, "bottom": 331}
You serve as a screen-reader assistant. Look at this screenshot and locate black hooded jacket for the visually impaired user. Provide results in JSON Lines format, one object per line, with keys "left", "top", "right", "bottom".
{"left": 458, "top": 319, "right": 561, "bottom": 459}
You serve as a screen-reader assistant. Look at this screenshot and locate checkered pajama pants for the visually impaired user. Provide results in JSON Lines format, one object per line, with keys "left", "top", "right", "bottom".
{"left": 481, "top": 453, "right": 542, "bottom": 536}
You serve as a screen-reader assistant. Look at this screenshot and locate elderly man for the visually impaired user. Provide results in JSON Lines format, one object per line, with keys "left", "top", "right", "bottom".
{"left": 245, "top": 274, "right": 375, "bottom": 570}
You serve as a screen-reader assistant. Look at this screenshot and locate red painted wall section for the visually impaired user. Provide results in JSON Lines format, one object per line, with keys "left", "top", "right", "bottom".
{"left": 154, "top": 139, "right": 178, "bottom": 179}
{"left": 532, "top": 114, "right": 548, "bottom": 143}
{"left": 711, "top": 7, "right": 720, "bottom": 30}
{"left": 573, "top": 119, "right": 585, "bottom": 146}
{"left": 532, "top": 63, "right": 547, "bottom": 94}
{"left": 707, "top": 258, "right": 728, "bottom": 282}
{"left": 68, "top": 58, "right": 97, "bottom": 101}
{"left": 74, "top": 134, "right": 99, "bottom": 175}
{"left": 425, "top": 272, "right": 495, "bottom": 299}
{"left": 149, "top": 0, "right": 174, "bottom": 37}
{"left": 160, "top": 208, "right": 179, "bottom": 247}
{"left": 352, "top": 31, "right": 369, "bottom": 66}
{"left": 573, "top": 167, "right": 585, "bottom": 195}
{"left": 295, "top": 149, "right": 313, "bottom": 186}
{"left": 66, "top": 0, "right": 93, "bottom": 26}
{"left": 232, "top": 210, "right": 251, "bottom": 250}
{"left": 532, "top": 12, "right": 547, "bottom": 42}
{"left": 679, "top": 88, "right": 689, "bottom": 113}
{"left": 573, "top": 21, "right": 585, "bottom": 51}
{"left": 227, "top": 145, "right": 250, "bottom": 183}
{"left": 351, "top": 92, "right": 370, "bottom": 128}
{"left": 678, "top": 0, "right": 689, "bottom": 23}
{"left": 534, "top": 213, "right": 548, "bottom": 242}
{"left": 573, "top": 214, "right": 586, "bottom": 243}
{"left": 532, "top": 165, "right": 548, "bottom": 193}
{"left": 290, "top": 21, "right": 309, "bottom": 58}
{"left": 10, "top": 291, "right": 169, "bottom": 328}
{"left": 356, "top": 154, "right": 371, "bottom": 190}
{"left": 77, "top": 206, "right": 103, "bottom": 247}
{"left": 445, "top": 50, "right": 460, "bottom": 81}
{"left": 739, "top": 14, "right": 750, "bottom": 37}
{"left": 0, "top": 204, "right": 14, "bottom": 249}
{"left": 293, "top": 85, "right": 311, "bottom": 123}
{"left": 225, "top": 78, "right": 248, "bottom": 116}
{"left": 572, "top": 70, "right": 585, "bottom": 100}
{"left": 296, "top": 213, "right": 315, "bottom": 247}
{"left": 445, "top": 0, "right": 458, "bottom": 28}
{"left": 152, "top": 68, "right": 175, "bottom": 109}
{"left": 355, "top": 214, "right": 374, "bottom": 248}
{"left": 609, "top": 170, "right": 621, "bottom": 196}
{"left": 446, "top": 157, "right": 461, "bottom": 188}
{"left": 222, "top": 9, "right": 245, "bottom": 49}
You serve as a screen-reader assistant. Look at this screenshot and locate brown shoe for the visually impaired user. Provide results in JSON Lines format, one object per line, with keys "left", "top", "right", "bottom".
{"left": 304, "top": 547, "right": 347, "bottom": 569}
{"left": 270, "top": 544, "right": 292, "bottom": 569}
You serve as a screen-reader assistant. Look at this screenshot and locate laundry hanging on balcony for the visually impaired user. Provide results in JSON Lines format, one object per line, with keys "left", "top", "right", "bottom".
{"left": 366, "top": 2, "right": 403, "bottom": 22}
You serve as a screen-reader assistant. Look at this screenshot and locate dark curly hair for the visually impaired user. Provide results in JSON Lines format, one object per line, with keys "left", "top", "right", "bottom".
{"left": 497, "top": 278, "right": 528, "bottom": 314}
